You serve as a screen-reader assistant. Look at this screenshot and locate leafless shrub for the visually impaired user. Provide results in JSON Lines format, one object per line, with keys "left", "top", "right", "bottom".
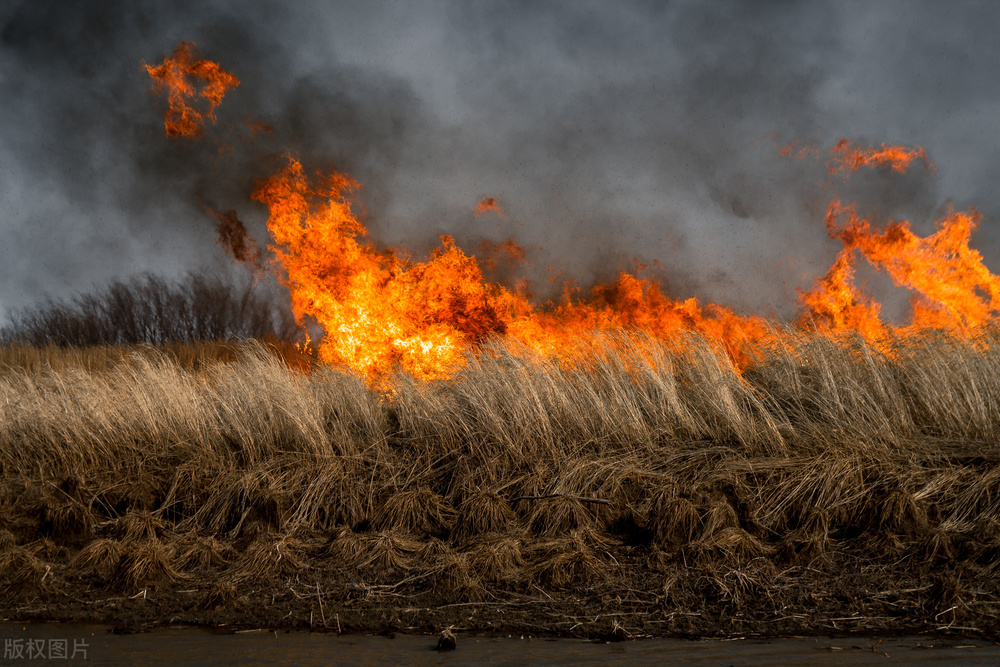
{"left": 0, "top": 272, "right": 299, "bottom": 347}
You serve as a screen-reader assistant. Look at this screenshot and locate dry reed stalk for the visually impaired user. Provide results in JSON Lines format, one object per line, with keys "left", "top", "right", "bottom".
{"left": 0, "top": 544, "right": 47, "bottom": 578}
{"left": 689, "top": 527, "right": 771, "bottom": 567}
{"left": 174, "top": 531, "right": 234, "bottom": 570}
{"left": 453, "top": 489, "right": 517, "bottom": 541}
{"left": 0, "top": 545, "right": 49, "bottom": 598}
{"left": 698, "top": 497, "right": 742, "bottom": 540}
{"left": 521, "top": 530, "right": 606, "bottom": 588}
{"left": 325, "top": 526, "right": 366, "bottom": 566}
{"left": 354, "top": 531, "right": 422, "bottom": 573}
{"left": 526, "top": 495, "right": 597, "bottom": 537}
{"left": 467, "top": 533, "right": 523, "bottom": 582}
{"left": 69, "top": 538, "right": 125, "bottom": 580}
{"left": 233, "top": 533, "right": 309, "bottom": 582}
{"left": 427, "top": 552, "right": 483, "bottom": 602}
{"left": 643, "top": 488, "right": 702, "bottom": 546}
{"left": 200, "top": 580, "right": 238, "bottom": 610}
{"left": 878, "top": 486, "right": 929, "bottom": 535}
{"left": 0, "top": 530, "right": 16, "bottom": 551}
{"left": 112, "top": 538, "right": 182, "bottom": 590}
{"left": 4, "top": 329, "right": 1000, "bottom": 623}
{"left": 373, "top": 487, "right": 455, "bottom": 536}
{"left": 101, "top": 510, "right": 167, "bottom": 541}
{"left": 40, "top": 501, "right": 94, "bottom": 546}
{"left": 417, "top": 536, "right": 452, "bottom": 561}
{"left": 922, "top": 524, "right": 957, "bottom": 564}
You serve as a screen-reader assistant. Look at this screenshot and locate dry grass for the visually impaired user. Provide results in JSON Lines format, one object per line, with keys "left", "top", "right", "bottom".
{"left": 3, "top": 329, "right": 1000, "bottom": 628}
{"left": 454, "top": 489, "right": 517, "bottom": 541}
{"left": 112, "top": 539, "right": 182, "bottom": 590}
{"left": 468, "top": 534, "right": 523, "bottom": 583}
{"left": 69, "top": 538, "right": 126, "bottom": 580}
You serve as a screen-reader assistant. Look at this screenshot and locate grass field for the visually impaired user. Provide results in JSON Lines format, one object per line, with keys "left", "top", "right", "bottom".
{"left": 1, "top": 330, "right": 999, "bottom": 637}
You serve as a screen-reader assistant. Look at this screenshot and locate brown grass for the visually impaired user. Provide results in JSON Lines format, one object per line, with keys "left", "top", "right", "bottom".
{"left": 112, "top": 539, "right": 182, "bottom": 590}
{"left": 0, "top": 545, "right": 49, "bottom": 595}
{"left": 454, "top": 489, "right": 517, "bottom": 541}
{"left": 3, "top": 329, "right": 1000, "bottom": 631}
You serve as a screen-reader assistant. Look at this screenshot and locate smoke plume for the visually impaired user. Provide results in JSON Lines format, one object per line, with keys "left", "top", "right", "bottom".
{"left": 2, "top": 0, "right": 998, "bottom": 323}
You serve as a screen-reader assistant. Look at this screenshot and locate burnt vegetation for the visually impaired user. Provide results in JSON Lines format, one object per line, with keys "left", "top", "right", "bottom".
{"left": 0, "top": 314, "right": 1000, "bottom": 637}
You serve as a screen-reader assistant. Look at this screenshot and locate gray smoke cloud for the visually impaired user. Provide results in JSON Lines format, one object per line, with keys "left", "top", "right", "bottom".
{"left": 2, "top": 0, "right": 998, "bottom": 324}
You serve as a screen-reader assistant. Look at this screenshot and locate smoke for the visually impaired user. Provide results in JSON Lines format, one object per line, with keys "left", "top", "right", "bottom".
{"left": 2, "top": 0, "right": 998, "bottom": 323}
{"left": 0, "top": 0, "right": 424, "bottom": 317}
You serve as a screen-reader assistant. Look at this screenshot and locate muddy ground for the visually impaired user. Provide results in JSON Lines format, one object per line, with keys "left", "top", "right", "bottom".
{"left": 3, "top": 539, "right": 997, "bottom": 640}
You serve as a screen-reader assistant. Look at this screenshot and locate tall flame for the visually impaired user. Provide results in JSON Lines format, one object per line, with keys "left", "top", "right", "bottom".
{"left": 250, "top": 157, "right": 769, "bottom": 380}
{"left": 807, "top": 200, "right": 999, "bottom": 336}
{"left": 144, "top": 42, "right": 240, "bottom": 138}
{"left": 145, "top": 43, "right": 1000, "bottom": 381}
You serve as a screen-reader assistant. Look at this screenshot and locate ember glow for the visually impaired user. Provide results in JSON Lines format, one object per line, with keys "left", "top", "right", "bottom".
{"left": 143, "top": 42, "right": 240, "bottom": 138}
{"left": 148, "top": 43, "right": 1000, "bottom": 381}
{"left": 473, "top": 196, "right": 506, "bottom": 218}
{"left": 828, "top": 138, "right": 934, "bottom": 176}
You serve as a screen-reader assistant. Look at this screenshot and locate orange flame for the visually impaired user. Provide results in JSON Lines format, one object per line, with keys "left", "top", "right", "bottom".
{"left": 247, "top": 138, "right": 996, "bottom": 380}
{"left": 825, "top": 201, "right": 996, "bottom": 333}
{"left": 144, "top": 42, "right": 240, "bottom": 138}
{"left": 798, "top": 247, "right": 886, "bottom": 341}
{"left": 141, "top": 47, "right": 1000, "bottom": 380}
{"left": 478, "top": 238, "right": 527, "bottom": 274}
{"left": 779, "top": 140, "right": 820, "bottom": 159}
{"left": 250, "top": 157, "right": 769, "bottom": 380}
{"left": 244, "top": 119, "right": 274, "bottom": 136}
{"left": 473, "top": 196, "right": 506, "bottom": 218}
{"left": 828, "top": 138, "right": 934, "bottom": 175}
{"left": 788, "top": 138, "right": 998, "bottom": 347}
{"left": 251, "top": 158, "right": 518, "bottom": 379}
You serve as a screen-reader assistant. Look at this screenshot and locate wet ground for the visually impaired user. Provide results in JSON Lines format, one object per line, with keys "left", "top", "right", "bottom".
{"left": 1, "top": 623, "right": 999, "bottom": 666}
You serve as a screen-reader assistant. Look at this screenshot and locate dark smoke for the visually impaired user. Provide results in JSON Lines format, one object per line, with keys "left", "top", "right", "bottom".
{"left": 2, "top": 1, "right": 999, "bottom": 324}
{"left": 211, "top": 209, "right": 262, "bottom": 270}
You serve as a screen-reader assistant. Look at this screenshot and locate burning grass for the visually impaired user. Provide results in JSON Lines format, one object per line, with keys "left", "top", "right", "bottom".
{"left": 2, "top": 331, "right": 1000, "bottom": 637}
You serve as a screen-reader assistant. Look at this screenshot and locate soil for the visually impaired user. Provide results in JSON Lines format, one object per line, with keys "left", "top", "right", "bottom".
{"left": 3, "top": 544, "right": 997, "bottom": 640}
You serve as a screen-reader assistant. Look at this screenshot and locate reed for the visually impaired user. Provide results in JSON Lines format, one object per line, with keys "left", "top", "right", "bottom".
{"left": 2, "top": 329, "right": 999, "bottom": 635}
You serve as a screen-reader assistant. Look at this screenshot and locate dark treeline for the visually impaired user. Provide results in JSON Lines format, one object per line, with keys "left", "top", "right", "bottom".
{"left": 0, "top": 273, "right": 300, "bottom": 346}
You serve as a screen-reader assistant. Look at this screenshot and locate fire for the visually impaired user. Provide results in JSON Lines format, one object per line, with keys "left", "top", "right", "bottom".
{"left": 143, "top": 42, "right": 240, "bottom": 138}
{"left": 145, "top": 43, "right": 1000, "bottom": 381}
{"left": 799, "top": 147, "right": 994, "bottom": 344}
{"left": 779, "top": 141, "right": 820, "bottom": 159}
{"left": 798, "top": 247, "right": 885, "bottom": 341}
{"left": 478, "top": 239, "right": 527, "bottom": 275}
{"left": 828, "top": 138, "right": 933, "bottom": 175}
{"left": 473, "top": 196, "right": 506, "bottom": 218}
{"left": 249, "top": 157, "right": 770, "bottom": 380}
{"left": 244, "top": 119, "right": 274, "bottom": 135}
{"left": 251, "top": 158, "right": 513, "bottom": 379}
{"left": 252, "top": 143, "right": 994, "bottom": 379}
{"left": 813, "top": 201, "right": 998, "bottom": 335}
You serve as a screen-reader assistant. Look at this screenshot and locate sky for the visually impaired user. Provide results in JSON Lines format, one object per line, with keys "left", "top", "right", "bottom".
{"left": 2, "top": 0, "right": 1000, "bottom": 324}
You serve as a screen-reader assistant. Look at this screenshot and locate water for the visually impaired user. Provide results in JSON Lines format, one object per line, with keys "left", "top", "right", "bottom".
{"left": 1, "top": 623, "right": 998, "bottom": 665}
